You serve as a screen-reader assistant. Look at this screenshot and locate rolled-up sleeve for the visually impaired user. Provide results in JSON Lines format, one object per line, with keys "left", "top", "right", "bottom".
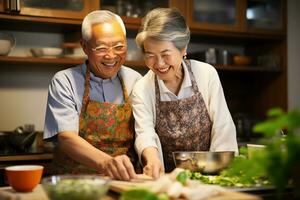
{"left": 44, "top": 73, "right": 79, "bottom": 139}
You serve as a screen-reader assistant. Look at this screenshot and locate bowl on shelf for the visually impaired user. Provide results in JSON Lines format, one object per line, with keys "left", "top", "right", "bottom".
{"left": 42, "top": 175, "right": 110, "bottom": 200}
{"left": 0, "top": 32, "right": 16, "bottom": 56}
{"left": 5, "top": 165, "right": 44, "bottom": 192}
{"left": 173, "top": 151, "right": 235, "bottom": 174}
{"left": 233, "top": 55, "right": 253, "bottom": 66}
{"left": 30, "top": 47, "right": 63, "bottom": 57}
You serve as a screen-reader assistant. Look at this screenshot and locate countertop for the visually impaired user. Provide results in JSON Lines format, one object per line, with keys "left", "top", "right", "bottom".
{"left": 0, "top": 185, "right": 116, "bottom": 200}
{"left": 0, "top": 153, "right": 53, "bottom": 162}
{"left": 0, "top": 183, "right": 262, "bottom": 200}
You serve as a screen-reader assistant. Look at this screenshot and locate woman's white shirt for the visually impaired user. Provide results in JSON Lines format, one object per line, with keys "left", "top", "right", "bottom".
{"left": 132, "top": 59, "right": 238, "bottom": 166}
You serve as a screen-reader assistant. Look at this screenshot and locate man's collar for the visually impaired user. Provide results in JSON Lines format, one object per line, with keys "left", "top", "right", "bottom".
{"left": 83, "top": 62, "right": 119, "bottom": 84}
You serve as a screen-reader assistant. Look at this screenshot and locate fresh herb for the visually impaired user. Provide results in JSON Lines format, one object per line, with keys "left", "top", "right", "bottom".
{"left": 176, "top": 171, "right": 190, "bottom": 185}
{"left": 219, "top": 108, "right": 300, "bottom": 198}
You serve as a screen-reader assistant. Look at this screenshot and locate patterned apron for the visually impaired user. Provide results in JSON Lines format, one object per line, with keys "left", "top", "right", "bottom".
{"left": 155, "top": 60, "right": 212, "bottom": 172}
{"left": 49, "top": 65, "right": 138, "bottom": 174}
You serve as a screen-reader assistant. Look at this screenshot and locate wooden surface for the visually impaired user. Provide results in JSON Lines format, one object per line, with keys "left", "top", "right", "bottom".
{"left": 0, "top": 153, "right": 53, "bottom": 162}
{"left": 0, "top": 185, "right": 116, "bottom": 200}
{"left": 110, "top": 179, "right": 262, "bottom": 200}
{"left": 0, "top": 182, "right": 262, "bottom": 200}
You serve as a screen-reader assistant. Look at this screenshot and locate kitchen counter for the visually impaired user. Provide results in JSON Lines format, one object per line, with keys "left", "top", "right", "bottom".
{"left": 0, "top": 153, "right": 52, "bottom": 162}
{"left": 0, "top": 184, "right": 261, "bottom": 200}
{"left": 0, "top": 185, "right": 117, "bottom": 200}
{"left": 0, "top": 152, "right": 53, "bottom": 187}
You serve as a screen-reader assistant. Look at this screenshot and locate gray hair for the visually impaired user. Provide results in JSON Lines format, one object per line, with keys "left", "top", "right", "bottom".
{"left": 136, "top": 7, "right": 190, "bottom": 52}
{"left": 82, "top": 10, "right": 126, "bottom": 41}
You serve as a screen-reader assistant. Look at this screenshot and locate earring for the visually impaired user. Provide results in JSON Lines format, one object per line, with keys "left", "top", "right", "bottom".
{"left": 183, "top": 53, "right": 187, "bottom": 60}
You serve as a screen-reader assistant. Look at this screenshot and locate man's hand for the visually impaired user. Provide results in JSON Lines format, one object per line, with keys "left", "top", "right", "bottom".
{"left": 102, "top": 155, "right": 137, "bottom": 181}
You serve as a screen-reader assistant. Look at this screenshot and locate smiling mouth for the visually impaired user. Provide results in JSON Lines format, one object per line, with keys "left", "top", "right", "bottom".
{"left": 102, "top": 61, "right": 117, "bottom": 68}
{"left": 156, "top": 66, "right": 170, "bottom": 74}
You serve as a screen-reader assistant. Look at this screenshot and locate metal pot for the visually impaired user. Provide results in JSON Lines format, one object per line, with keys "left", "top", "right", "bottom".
{"left": 173, "top": 151, "right": 234, "bottom": 174}
{"left": 3, "top": 126, "right": 37, "bottom": 150}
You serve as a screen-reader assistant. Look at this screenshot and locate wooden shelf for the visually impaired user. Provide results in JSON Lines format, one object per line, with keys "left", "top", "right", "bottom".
{"left": 0, "top": 153, "right": 53, "bottom": 162}
{"left": 0, "top": 56, "right": 147, "bottom": 69}
{"left": 0, "top": 13, "right": 81, "bottom": 25}
{"left": 214, "top": 65, "right": 282, "bottom": 72}
{"left": 0, "top": 56, "right": 282, "bottom": 72}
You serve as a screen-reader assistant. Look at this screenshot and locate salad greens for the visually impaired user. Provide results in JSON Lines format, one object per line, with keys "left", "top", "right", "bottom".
{"left": 44, "top": 179, "right": 109, "bottom": 200}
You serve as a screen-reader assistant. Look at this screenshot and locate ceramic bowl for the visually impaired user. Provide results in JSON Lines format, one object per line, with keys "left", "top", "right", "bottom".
{"left": 30, "top": 47, "right": 63, "bottom": 57}
{"left": 233, "top": 55, "right": 253, "bottom": 65}
{"left": 173, "top": 151, "right": 235, "bottom": 174}
{"left": 5, "top": 165, "right": 43, "bottom": 192}
{"left": 42, "top": 175, "right": 110, "bottom": 200}
{"left": 0, "top": 33, "right": 16, "bottom": 56}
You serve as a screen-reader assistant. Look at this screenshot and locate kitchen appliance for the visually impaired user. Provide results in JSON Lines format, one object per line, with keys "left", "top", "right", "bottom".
{"left": 0, "top": 125, "right": 39, "bottom": 155}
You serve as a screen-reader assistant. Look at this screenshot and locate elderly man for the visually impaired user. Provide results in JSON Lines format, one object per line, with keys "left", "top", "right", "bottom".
{"left": 44, "top": 10, "right": 141, "bottom": 180}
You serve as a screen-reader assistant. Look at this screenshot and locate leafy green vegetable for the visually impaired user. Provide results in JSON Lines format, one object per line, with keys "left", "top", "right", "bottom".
{"left": 218, "top": 108, "right": 300, "bottom": 198}
{"left": 176, "top": 171, "right": 190, "bottom": 185}
{"left": 120, "top": 189, "right": 169, "bottom": 200}
{"left": 44, "top": 179, "right": 108, "bottom": 200}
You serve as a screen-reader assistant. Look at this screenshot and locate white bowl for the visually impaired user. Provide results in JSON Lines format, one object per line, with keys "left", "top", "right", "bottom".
{"left": 30, "top": 47, "right": 63, "bottom": 57}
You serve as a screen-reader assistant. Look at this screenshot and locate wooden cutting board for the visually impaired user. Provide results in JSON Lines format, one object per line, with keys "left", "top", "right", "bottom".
{"left": 110, "top": 178, "right": 262, "bottom": 200}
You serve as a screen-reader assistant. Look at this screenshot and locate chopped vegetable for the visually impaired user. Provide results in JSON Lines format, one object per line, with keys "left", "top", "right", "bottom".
{"left": 44, "top": 179, "right": 108, "bottom": 200}
{"left": 120, "top": 189, "right": 169, "bottom": 200}
{"left": 176, "top": 171, "right": 190, "bottom": 185}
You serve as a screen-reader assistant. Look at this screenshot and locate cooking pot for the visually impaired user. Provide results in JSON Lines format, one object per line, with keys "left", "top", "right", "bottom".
{"left": 0, "top": 32, "right": 16, "bottom": 56}
{"left": 9, "top": 126, "right": 37, "bottom": 150}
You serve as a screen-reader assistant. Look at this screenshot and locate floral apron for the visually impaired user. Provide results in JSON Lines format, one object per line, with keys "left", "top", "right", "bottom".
{"left": 49, "top": 65, "right": 138, "bottom": 174}
{"left": 155, "top": 60, "right": 212, "bottom": 172}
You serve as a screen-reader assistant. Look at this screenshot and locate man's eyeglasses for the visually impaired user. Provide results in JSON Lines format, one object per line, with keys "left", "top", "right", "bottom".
{"left": 88, "top": 43, "right": 126, "bottom": 56}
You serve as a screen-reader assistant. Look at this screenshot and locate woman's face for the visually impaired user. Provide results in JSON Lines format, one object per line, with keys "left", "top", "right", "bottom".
{"left": 143, "top": 38, "right": 186, "bottom": 82}
{"left": 82, "top": 20, "right": 127, "bottom": 79}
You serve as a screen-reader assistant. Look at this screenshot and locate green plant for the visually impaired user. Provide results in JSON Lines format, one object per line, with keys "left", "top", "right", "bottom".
{"left": 224, "top": 108, "right": 300, "bottom": 198}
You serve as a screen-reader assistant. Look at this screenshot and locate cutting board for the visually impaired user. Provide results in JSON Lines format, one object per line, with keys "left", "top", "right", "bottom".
{"left": 110, "top": 177, "right": 262, "bottom": 200}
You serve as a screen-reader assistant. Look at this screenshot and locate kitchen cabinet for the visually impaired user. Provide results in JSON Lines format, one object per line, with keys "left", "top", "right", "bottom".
{"left": 187, "top": 0, "right": 242, "bottom": 32}
{"left": 99, "top": 0, "right": 185, "bottom": 29}
{"left": 0, "top": 0, "right": 287, "bottom": 121}
{"left": 0, "top": 0, "right": 99, "bottom": 20}
{"left": 246, "top": 0, "right": 286, "bottom": 34}
{"left": 186, "top": 0, "right": 285, "bottom": 34}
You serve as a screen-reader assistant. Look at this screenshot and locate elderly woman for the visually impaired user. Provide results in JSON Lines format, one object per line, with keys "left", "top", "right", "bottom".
{"left": 132, "top": 8, "right": 238, "bottom": 178}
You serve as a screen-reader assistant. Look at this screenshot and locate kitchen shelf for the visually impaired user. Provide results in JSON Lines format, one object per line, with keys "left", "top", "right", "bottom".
{"left": 214, "top": 65, "right": 282, "bottom": 72}
{"left": 0, "top": 56, "right": 146, "bottom": 69}
{"left": 0, "top": 153, "right": 53, "bottom": 162}
{"left": 0, "top": 56, "right": 282, "bottom": 72}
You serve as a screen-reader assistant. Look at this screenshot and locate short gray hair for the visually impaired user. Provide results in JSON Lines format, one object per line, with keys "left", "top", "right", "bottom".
{"left": 136, "top": 7, "right": 190, "bottom": 52}
{"left": 82, "top": 10, "right": 126, "bottom": 41}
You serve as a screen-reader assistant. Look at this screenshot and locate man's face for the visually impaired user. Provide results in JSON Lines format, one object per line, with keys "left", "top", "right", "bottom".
{"left": 82, "top": 20, "right": 127, "bottom": 79}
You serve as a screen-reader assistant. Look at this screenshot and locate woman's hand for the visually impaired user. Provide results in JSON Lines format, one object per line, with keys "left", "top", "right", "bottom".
{"left": 142, "top": 147, "right": 164, "bottom": 179}
{"left": 101, "top": 155, "right": 137, "bottom": 181}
